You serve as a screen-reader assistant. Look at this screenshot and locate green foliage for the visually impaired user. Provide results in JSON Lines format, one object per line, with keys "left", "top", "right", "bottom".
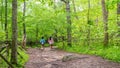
{"left": 0, "top": 47, "right": 29, "bottom": 68}
{"left": 0, "top": 25, "right": 5, "bottom": 41}
{"left": 0, "top": 0, "right": 120, "bottom": 66}
{"left": 16, "top": 47, "right": 29, "bottom": 67}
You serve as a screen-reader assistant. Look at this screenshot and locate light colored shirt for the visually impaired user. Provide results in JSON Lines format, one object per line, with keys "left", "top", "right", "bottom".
{"left": 48, "top": 38, "right": 54, "bottom": 44}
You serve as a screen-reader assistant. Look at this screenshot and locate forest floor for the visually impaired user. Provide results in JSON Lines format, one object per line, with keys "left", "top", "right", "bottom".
{"left": 25, "top": 47, "right": 120, "bottom": 68}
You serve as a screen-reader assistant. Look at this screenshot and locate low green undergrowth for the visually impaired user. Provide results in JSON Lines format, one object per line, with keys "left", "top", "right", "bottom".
{"left": 0, "top": 46, "right": 29, "bottom": 68}
{"left": 16, "top": 47, "right": 29, "bottom": 68}
{"left": 58, "top": 43, "right": 120, "bottom": 62}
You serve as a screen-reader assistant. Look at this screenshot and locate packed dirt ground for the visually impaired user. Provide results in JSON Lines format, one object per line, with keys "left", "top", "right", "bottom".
{"left": 25, "top": 47, "right": 120, "bottom": 68}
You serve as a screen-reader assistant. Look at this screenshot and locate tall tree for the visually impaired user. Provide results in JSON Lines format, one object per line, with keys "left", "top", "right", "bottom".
{"left": 5, "top": 0, "right": 8, "bottom": 43}
{"left": 1, "top": 0, "right": 3, "bottom": 29}
{"left": 101, "top": 0, "right": 109, "bottom": 46}
{"left": 86, "top": 0, "right": 91, "bottom": 46}
{"left": 5, "top": 0, "right": 9, "bottom": 58}
{"left": 22, "top": 0, "right": 26, "bottom": 49}
{"left": 117, "top": 0, "right": 120, "bottom": 36}
{"left": 11, "top": 0, "right": 18, "bottom": 64}
{"left": 61, "top": 0, "right": 72, "bottom": 46}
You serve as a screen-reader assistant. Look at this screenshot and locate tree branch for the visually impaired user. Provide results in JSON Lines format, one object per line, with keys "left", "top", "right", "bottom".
{"left": 61, "top": 0, "right": 67, "bottom": 3}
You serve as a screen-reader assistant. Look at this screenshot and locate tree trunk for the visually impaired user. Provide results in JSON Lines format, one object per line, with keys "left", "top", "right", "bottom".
{"left": 5, "top": 0, "right": 8, "bottom": 40}
{"left": 36, "top": 24, "right": 38, "bottom": 44}
{"left": 86, "top": 0, "right": 90, "bottom": 46}
{"left": 66, "top": 0, "right": 72, "bottom": 46}
{"left": 22, "top": 0, "right": 26, "bottom": 49}
{"left": 117, "top": 1, "right": 120, "bottom": 36}
{"left": 61, "top": 0, "right": 72, "bottom": 46}
{"left": 101, "top": 0, "right": 109, "bottom": 46}
{"left": 5, "top": 0, "right": 9, "bottom": 58}
{"left": 11, "top": 0, "right": 18, "bottom": 65}
{"left": 72, "top": 0, "right": 78, "bottom": 19}
{"left": 1, "top": 0, "right": 3, "bottom": 29}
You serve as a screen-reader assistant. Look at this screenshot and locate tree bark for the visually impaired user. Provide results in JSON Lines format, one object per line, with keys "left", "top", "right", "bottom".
{"left": 101, "top": 0, "right": 109, "bottom": 46}
{"left": 11, "top": 0, "right": 18, "bottom": 65}
{"left": 117, "top": 1, "right": 120, "bottom": 36}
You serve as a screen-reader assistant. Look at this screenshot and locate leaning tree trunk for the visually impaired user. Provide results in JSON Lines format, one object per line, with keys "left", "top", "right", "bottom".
{"left": 101, "top": 0, "right": 109, "bottom": 46}
{"left": 22, "top": 0, "right": 26, "bottom": 49}
{"left": 11, "top": 0, "right": 18, "bottom": 65}
{"left": 117, "top": 1, "right": 120, "bottom": 36}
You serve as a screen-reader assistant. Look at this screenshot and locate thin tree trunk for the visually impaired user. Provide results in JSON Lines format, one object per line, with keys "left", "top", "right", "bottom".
{"left": 11, "top": 0, "right": 18, "bottom": 65}
{"left": 101, "top": 0, "right": 109, "bottom": 46}
{"left": 117, "top": 1, "right": 120, "bottom": 36}
{"left": 72, "top": 0, "right": 78, "bottom": 19}
{"left": 5, "top": 0, "right": 9, "bottom": 58}
{"left": 36, "top": 24, "right": 38, "bottom": 44}
{"left": 61, "top": 0, "right": 72, "bottom": 46}
{"left": 86, "top": 0, "right": 90, "bottom": 46}
{"left": 1, "top": 0, "right": 3, "bottom": 29}
{"left": 5, "top": 0, "right": 8, "bottom": 40}
{"left": 66, "top": 0, "right": 72, "bottom": 46}
{"left": 22, "top": 0, "right": 26, "bottom": 49}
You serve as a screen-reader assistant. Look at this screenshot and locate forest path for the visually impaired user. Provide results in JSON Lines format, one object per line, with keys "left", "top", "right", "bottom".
{"left": 25, "top": 47, "right": 120, "bottom": 68}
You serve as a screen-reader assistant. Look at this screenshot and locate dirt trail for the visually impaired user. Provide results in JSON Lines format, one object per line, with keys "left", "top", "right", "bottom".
{"left": 25, "top": 47, "right": 120, "bottom": 68}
